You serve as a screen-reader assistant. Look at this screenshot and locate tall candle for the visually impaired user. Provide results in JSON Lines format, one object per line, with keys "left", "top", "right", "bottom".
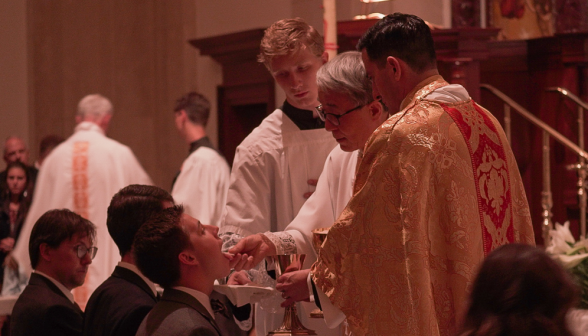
{"left": 323, "top": 0, "right": 338, "bottom": 59}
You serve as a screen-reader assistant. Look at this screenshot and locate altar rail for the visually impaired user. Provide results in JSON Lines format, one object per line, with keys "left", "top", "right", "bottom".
{"left": 481, "top": 84, "right": 588, "bottom": 243}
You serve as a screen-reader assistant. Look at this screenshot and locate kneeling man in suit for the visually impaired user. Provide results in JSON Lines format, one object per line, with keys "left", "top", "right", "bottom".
{"left": 134, "top": 205, "right": 232, "bottom": 336}
{"left": 83, "top": 185, "right": 174, "bottom": 336}
{"left": 11, "top": 209, "right": 97, "bottom": 336}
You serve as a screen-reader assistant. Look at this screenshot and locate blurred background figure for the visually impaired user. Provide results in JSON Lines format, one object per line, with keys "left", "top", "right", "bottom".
{"left": 34, "top": 135, "right": 65, "bottom": 169}
{"left": 171, "top": 92, "right": 229, "bottom": 228}
{"left": 0, "top": 161, "right": 32, "bottom": 289}
{"left": 0, "top": 137, "right": 38, "bottom": 204}
{"left": 6, "top": 94, "right": 152, "bottom": 308}
{"left": 457, "top": 243, "right": 579, "bottom": 336}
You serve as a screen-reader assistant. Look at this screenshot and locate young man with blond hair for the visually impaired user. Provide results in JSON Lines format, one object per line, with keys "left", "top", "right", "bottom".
{"left": 219, "top": 18, "right": 337, "bottom": 336}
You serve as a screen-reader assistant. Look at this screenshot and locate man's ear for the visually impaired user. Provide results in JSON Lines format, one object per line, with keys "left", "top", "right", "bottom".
{"left": 39, "top": 243, "right": 52, "bottom": 263}
{"left": 101, "top": 113, "right": 112, "bottom": 127}
{"left": 321, "top": 51, "right": 329, "bottom": 64}
{"left": 368, "top": 100, "right": 385, "bottom": 121}
{"left": 178, "top": 251, "right": 199, "bottom": 266}
{"left": 386, "top": 56, "right": 402, "bottom": 81}
{"left": 178, "top": 110, "right": 189, "bottom": 124}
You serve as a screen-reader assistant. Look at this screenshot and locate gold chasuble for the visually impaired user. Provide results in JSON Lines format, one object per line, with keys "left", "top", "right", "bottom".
{"left": 311, "top": 76, "right": 535, "bottom": 336}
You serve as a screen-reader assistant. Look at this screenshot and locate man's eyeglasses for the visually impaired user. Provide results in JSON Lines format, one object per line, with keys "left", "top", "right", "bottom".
{"left": 315, "top": 104, "right": 364, "bottom": 126}
{"left": 74, "top": 245, "right": 98, "bottom": 260}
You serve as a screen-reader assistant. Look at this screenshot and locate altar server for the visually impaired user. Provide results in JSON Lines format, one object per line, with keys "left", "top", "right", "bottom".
{"left": 171, "top": 92, "right": 229, "bottom": 227}
{"left": 219, "top": 18, "right": 337, "bottom": 335}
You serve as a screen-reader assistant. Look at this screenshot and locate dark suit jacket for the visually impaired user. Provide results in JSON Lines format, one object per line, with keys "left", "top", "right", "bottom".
{"left": 209, "top": 291, "right": 248, "bottom": 336}
{"left": 135, "top": 288, "right": 223, "bottom": 336}
{"left": 83, "top": 266, "right": 157, "bottom": 336}
{"left": 11, "top": 273, "right": 83, "bottom": 336}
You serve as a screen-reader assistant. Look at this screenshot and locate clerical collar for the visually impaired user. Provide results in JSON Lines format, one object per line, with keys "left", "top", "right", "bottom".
{"left": 189, "top": 136, "right": 215, "bottom": 154}
{"left": 281, "top": 100, "right": 324, "bottom": 130}
{"left": 75, "top": 121, "right": 104, "bottom": 135}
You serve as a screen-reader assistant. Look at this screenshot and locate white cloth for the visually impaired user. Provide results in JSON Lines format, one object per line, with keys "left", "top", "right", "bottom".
{"left": 8, "top": 122, "right": 152, "bottom": 307}
{"left": 220, "top": 108, "right": 337, "bottom": 336}
{"left": 283, "top": 146, "right": 358, "bottom": 268}
{"left": 265, "top": 146, "right": 358, "bottom": 331}
{"left": 220, "top": 109, "right": 337, "bottom": 237}
{"left": 278, "top": 146, "right": 359, "bottom": 331}
{"left": 172, "top": 147, "right": 230, "bottom": 227}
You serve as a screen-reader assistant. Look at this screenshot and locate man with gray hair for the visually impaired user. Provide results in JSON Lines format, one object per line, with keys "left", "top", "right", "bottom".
{"left": 229, "top": 51, "right": 389, "bottom": 334}
{"left": 7, "top": 94, "right": 152, "bottom": 308}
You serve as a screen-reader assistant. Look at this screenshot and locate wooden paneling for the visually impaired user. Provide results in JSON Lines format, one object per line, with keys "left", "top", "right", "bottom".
{"left": 190, "top": 29, "right": 275, "bottom": 164}
{"left": 27, "top": 1, "right": 197, "bottom": 189}
{"left": 480, "top": 34, "right": 588, "bottom": 244}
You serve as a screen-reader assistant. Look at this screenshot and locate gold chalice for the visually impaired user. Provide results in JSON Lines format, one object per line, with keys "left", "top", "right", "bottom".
{"left": 309, "top": 228, "right": 329, "bottom": 319}
{"left": 268, "top": 254, "right": 316, "bottom": 336}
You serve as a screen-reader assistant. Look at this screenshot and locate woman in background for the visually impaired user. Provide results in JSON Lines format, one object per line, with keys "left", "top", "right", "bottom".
{"left": 457, "top": 243, "right": 578, "bottom": 336}
{"left": 0, "top": 161, "right": 32, "bottom": 285}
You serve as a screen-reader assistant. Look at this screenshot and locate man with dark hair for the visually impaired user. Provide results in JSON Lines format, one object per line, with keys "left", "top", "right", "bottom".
{"left": 11, "top": 209, "right": 97, "bottom": 336}
{"left": 83, "top": 185, "right": 174, "bottom": 336}
{"left": 134, "top": 206, "right": 232, "bottom": 336}
{"left": 276, "top": 13, "right": 535, "bottom": 336}
{"left": 171, "top": 92, "right": 229, "bottom": 227}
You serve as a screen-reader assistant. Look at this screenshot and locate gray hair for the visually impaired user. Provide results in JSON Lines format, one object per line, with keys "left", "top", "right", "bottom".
{"left": 316, "top": 51, "right": 373, "bottom": 107}
{"left": 77, "top": 94, "right": 113, "bottom": 119}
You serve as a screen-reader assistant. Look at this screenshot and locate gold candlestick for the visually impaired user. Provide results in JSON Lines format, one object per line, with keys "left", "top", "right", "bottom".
{"left": 267, "top": 254, "right": 316, "bottom": 336}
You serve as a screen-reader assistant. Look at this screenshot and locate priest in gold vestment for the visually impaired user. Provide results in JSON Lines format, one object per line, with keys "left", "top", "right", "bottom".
{"left": 276, "top": 13, "right": 536, "bottom": 336}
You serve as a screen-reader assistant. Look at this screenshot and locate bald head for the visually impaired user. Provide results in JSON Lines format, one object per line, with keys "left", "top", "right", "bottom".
{"left": 4, "top": 136, "right": 29, "bottom": 165}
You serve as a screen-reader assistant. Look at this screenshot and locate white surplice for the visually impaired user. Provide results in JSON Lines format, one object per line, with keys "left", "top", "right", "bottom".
{"left": 172, "top": 147, "right": 230, "bottom": 227}
{"left": 219, "top": 108, "right": 337, "bottom": 336}
{"left": 220, "top": 109, "right": 336, "bottom": 236}
{"left": 280, "top": 146, "right": 358, "bottom": 267}
{"left": 8, "top": 122, "right": 152, "bottom": 308}
{"left": 274, "top": 146, "right": 359, "bottom": 335}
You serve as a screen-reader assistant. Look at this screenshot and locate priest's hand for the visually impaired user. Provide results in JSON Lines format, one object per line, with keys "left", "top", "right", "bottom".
{"left": 276, "top": 269, "right": 310, "bottom": 307}
{"left": 229, "top": 233, "right": 276, "bottom": 270}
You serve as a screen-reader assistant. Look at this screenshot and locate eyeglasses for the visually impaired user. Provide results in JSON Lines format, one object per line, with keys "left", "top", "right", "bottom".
{"left": 315, "top": 104, "right": 364, "bottom": 126}
{"left": 74, "top": 244, "right": 98, "bottom": 260}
